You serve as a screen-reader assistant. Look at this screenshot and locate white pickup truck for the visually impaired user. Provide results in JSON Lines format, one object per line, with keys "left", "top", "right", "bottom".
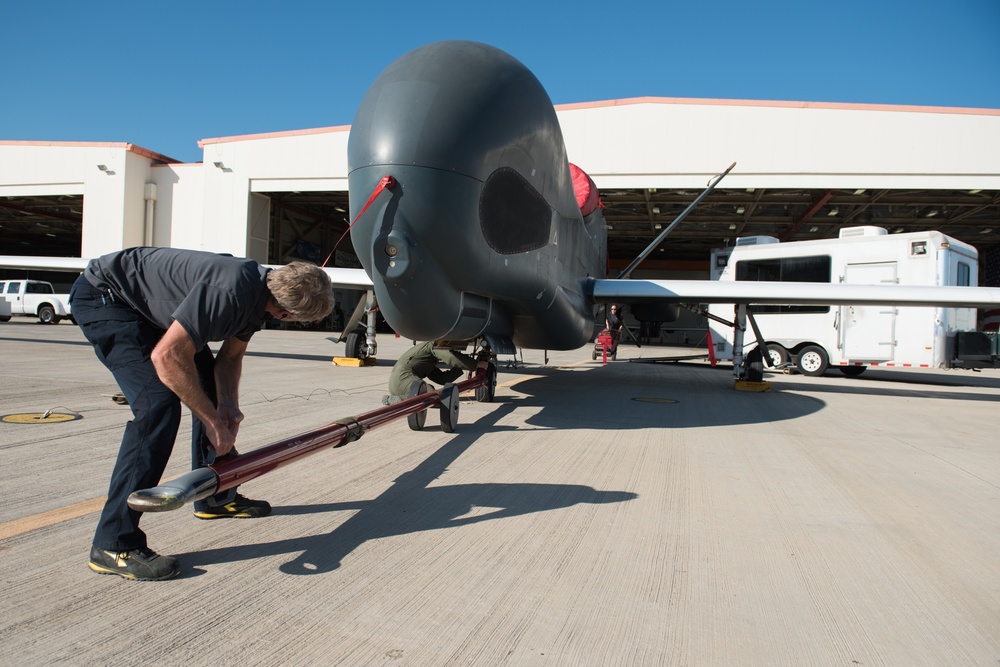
{"left": 0, "top": 279, "right": 73, "bottom": 324}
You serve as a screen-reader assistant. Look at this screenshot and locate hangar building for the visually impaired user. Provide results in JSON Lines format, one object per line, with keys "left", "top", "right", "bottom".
{"left": 2, "top": 97, "right": 998, "bottom": 295}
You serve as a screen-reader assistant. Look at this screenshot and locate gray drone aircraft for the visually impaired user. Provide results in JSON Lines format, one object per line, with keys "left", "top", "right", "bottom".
{"left": 342, "top": 40, "right": 1000, "bottom": 375}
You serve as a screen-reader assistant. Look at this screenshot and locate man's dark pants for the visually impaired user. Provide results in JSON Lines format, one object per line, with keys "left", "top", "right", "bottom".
{"left": 70, "top": 275, "right": 235, "bottom": 551}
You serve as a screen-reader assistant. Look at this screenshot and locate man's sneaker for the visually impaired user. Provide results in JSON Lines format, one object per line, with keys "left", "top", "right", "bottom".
{"left": 88, "top": 546, "right": 179, "bottom": 581}
{"left": 193, "top": 493, "right": 271, "bottom": 520}
{"left": 381, "top": 394, "right": 403, "bottom": 406}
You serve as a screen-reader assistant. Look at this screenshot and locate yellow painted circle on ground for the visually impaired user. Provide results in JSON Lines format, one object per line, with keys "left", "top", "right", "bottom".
{"left": 632, "top": 397, "right": 679, "bottom": 404}
{"left": 1, "top": 413, "right": 82, "bottom": 424}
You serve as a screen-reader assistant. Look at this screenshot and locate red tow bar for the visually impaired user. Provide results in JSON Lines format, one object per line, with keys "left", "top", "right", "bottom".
{"left": 127, "top": 365, "right": 494, "bottom": 513}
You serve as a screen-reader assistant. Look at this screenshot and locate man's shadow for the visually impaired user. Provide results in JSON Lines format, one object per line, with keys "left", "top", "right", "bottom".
{"left": 176, "top": 399, "right": 637, "bottom": 575}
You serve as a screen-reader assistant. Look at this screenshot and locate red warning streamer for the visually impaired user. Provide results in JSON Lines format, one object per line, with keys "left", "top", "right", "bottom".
{"left": 321, "top": 174, "right": 396, "bottom": 267}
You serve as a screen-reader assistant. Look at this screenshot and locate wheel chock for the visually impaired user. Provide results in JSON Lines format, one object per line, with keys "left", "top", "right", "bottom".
{"left": 332, "top": 357, "right": 376, "bottom": 367}
{"left": 734, "top": 380, "right": 771, "bottom": 392}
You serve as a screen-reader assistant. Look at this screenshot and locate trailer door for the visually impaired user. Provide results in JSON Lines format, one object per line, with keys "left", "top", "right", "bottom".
{"left": 840, "top": 262, "right": 897, "bottom": 361}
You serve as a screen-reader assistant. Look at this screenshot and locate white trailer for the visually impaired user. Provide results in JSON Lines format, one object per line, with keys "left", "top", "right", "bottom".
{"left": 707, "top": 226, "right": 998, "bottom": 376}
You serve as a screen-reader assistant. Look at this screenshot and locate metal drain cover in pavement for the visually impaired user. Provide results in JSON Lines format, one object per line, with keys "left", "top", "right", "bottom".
{"left": 1, "top": 412, "right": 82, "bottom": 424}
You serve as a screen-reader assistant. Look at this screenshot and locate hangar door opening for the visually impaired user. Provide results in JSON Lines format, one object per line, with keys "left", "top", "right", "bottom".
{"left": 0, "top": 194, "right": 84, "bottom": 291}
{"left": 254, "top": 190, "right": 360, "bottom": 269}
{"left": 255, "top": 188, "right": 366, "bottom": 332}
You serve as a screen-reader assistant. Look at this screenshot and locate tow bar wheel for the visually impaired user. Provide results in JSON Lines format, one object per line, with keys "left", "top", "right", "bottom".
{"left": 439, "top": 383, "right": 460, "bottom": 433}
{"left": 407, "top": 381, "right": 429, "bottom": 431}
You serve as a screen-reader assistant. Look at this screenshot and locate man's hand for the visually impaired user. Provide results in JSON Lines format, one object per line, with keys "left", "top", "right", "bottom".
{"left": 205, "top": 421, "right": 237, "bottom": 456}
{"left": 151, "top": 322, "right": 242, "bottom": 456}
{"left": 217, "top": 403, "right": 244, "bottom": 439}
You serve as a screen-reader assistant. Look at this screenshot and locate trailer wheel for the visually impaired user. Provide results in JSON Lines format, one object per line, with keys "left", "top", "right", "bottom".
{"left": 406, "top": 381, "right": 428, "bottom": 431}
{"left": 839, "top": 366, "right": 867, "bottom": 377}
{"left": 766, "top": 344, "right": 789, "bottom": 367}
{"left": 38, "top": 306, "right": 57, "bottom": 324}
{"left": 796, "top": 345, "right": 829, "bottom": 376}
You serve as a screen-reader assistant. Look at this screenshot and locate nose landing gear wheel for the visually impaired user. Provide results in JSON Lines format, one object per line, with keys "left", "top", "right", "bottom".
{"left": 475, "top": 362, "right": 497, "bottom": 403}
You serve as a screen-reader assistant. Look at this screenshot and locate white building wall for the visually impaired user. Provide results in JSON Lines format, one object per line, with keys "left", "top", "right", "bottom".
{"left": 556, "top": 99, "right": 1000, "bottom": 191}
{"left": 150, "top": 163, "right": 205, "bottom": 250}
{"left": 197, "top": 127, "right": 351, "bottom": 261}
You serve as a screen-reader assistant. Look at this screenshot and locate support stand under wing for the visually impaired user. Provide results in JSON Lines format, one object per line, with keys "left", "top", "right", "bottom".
{"left": 691, "top": 303, "right": 772, "bottom": 387}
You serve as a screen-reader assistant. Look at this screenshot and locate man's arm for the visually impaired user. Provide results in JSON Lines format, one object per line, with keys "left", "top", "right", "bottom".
{"left": 435, "top": 349, "right": 477, "bottom": 371}
{"left": 150, "top": 321, "right": 237, "bottom": 455}
{"left": 213, "top": 337, "right": 248, "bottom": 439}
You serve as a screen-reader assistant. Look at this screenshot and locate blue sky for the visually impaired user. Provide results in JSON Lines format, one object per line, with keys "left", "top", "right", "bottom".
{"left": 3, "top": 0, "right": 998, "bottom": 163}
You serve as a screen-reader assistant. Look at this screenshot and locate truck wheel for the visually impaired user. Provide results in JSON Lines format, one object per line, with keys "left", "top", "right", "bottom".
{"left": 839, "top": 366, "right": 867, "bottom": 377}
{"left": 38, "top": 306, "right": 56, "bottom": 324}
{"left": 796, "top": 345, "right": 829, "bottom": 376}
{"left": 0, "top": 316, "right": 10, "bottom": 323}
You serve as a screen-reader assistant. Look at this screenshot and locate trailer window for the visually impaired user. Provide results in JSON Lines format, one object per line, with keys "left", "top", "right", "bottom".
{"left": 957, "top": 261, "right": 971, "bottom": 287}
{"left": 735, "top": 255, "right": 831, "bottom": 313}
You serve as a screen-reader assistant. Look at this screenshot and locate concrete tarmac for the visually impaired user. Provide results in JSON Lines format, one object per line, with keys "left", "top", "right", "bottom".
{"left": 0, "top": 321, "right": 998, "bottom": 666}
